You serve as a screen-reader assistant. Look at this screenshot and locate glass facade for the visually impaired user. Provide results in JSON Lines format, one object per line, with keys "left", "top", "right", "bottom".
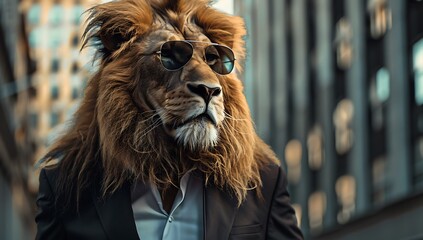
{"left": 0, "top": 0, "right": 35, "bottom": 238}
{"left": 410, "top": 0, "right": 423, "bottom": 190}
{"left": 234, "top": 0, "right": 423, "bottom": 239}
{"left": 23, "top": 0, "right": 95, "bottom": 166}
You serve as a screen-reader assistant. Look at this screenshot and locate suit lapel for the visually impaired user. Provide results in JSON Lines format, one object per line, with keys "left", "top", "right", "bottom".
{"left": 204, "top": 184, "right": 239, "bottom": 240}
{"left": 91, "top": 182, "right": 140, "bottom": 240}
{"left": 90, "top": 178, "right": 239, "bottom": 240}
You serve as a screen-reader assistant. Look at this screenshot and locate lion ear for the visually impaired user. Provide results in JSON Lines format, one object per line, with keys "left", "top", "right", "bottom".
{"left": 99, "top": 29, "right": 128, "bottom": 53}
{"left": 82, "top": 1, "right": 153, "bottom": 56}
{"left": 82, "top": 13, "right": 134, "bottom": 56}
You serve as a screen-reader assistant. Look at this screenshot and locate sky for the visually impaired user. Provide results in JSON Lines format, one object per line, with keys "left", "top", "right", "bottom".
{"left": 211, "top": 0, "right": 234, "bottom": 15}
{"left": 100, "top": 0, "right": 235, "bottom": 14}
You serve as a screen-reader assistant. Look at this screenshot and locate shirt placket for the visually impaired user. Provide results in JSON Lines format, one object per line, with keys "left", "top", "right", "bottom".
{"left": 152, "top": 174, "right": 190, "bottom": 240}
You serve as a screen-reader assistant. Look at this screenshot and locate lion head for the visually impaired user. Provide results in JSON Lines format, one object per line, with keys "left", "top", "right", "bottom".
{"left": 45, "top": 0, "right": 278, "bottom": 205}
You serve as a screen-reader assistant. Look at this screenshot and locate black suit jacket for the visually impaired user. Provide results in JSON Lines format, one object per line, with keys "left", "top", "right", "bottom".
{"left": 35, "top": 163, "right": 303, "bottom": 240}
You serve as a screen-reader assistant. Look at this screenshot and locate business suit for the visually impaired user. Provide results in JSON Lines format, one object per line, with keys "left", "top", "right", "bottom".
{"left": 36, "top": 163, "right": 303, "bottom": 240}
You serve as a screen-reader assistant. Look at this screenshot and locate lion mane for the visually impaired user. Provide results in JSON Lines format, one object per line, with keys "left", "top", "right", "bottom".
{"left": 44, "top": 0, "right": 278, "bottom": 206}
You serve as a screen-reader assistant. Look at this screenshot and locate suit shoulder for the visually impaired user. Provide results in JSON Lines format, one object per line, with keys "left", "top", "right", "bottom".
{"left": 259, "top": 163, "right": 285, "bottom": 198}
{"left": 39, "top": 166, "right": 61, "bottom": 191}
{"left": 37, "top": 153, "right": 65, "bottom": 189}
{"left": 260, "top": 162, "right": 283, "bottom": 183}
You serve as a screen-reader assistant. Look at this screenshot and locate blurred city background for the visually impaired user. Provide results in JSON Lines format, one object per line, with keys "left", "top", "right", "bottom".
{"left": 0, "top": 0, "right": 422, "bottom": 239}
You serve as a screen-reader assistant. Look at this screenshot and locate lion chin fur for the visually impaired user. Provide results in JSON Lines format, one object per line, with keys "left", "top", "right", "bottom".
{"left": 44, "top": 0, "right": 279, "bottom": 206}
{"left": 174, "top": 121, "right": 219, "bottom": 151}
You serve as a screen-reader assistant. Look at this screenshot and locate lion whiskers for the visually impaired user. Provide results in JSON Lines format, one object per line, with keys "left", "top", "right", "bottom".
{"left": 136, "top": 117, "right": 162, "bottom": 141}
{"left": 130, "top": 112, "right": 162, "bottom": 153}
{"left": 222, "top": 111, "right": 254, "bottom": 136}
{"left": 224, "top": 111, "right": 248, "bottom": 122}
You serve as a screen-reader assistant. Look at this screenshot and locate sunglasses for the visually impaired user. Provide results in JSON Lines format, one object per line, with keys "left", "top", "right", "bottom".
{"left": 154, "top": 40, "right": 236, "bottom": 75}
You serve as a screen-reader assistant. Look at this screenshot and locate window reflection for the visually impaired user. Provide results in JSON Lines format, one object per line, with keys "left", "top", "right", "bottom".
{"left": 335, "top": 175, "right": 356, "bottom": 223}
{"left": 376, "top": 68, "right": 390, "bottom": 102}
{"left": 308, "top": 191, "right": 326, "bottom": 232}
{"left": 335, "top": 18, "right": 353, "bottom": 69}
{"left": 413, "top": 38, "right": 423, "bottom": 187}
{"left": 292, "top": 203, "right": 302, "bottom": 228}
{"left": 413, "top": 39, "right": 423, "bottom": 105}
{"left": 367, "top": 0, "right": 392, "bottom": 39}
{"left": 285, "top": 139, "right": 302, "bottom": 184}
{"left": 415, "top": 137, "right": 423, "bottom": 186}
{"left": 372, "top": 156, "right": 387, "bottom": 205}
{"left": 369, "top": 68, "right": 389, "bottom": 130}
{"left": 307, "top": 125, "right": 323, "bottom": 170}
{"left": 333, "top": 99, "right": 354, "bottom": 154}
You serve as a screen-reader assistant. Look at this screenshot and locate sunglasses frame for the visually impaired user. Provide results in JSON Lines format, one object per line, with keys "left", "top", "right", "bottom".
{"left": 155, "top": 40, "right": 236, "bottom": 75}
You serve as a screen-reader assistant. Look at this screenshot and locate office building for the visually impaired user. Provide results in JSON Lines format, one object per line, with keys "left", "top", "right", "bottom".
{"left": 234, "top": 0, "right": 423, "bottom": 239}
{"left": 0, "top": 0, "right": 36, "bottom": 238}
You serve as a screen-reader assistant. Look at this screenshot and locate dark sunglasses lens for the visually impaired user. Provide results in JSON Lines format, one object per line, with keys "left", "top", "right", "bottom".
{"left": 205, "top": 45, "right": 235, "bottom": 75}
{"left": 160, "top": 41, "right": 193, "bottom": 70}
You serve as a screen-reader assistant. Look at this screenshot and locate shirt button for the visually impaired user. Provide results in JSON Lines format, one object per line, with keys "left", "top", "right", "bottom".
{"left": 168, "top": 216, "right": 174, "bottom": 222}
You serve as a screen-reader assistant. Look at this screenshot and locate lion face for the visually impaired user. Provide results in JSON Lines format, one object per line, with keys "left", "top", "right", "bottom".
{"left": 63, "top": 0, "right": 275, "bottom": 204}
{"left": 82, "top": 0, "right": 252, "bottom": 163}
{"left": 134, "top": 30, "right": 226, "bottom": 151}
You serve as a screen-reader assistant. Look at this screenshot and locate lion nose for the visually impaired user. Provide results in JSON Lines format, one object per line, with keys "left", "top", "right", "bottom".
{"left": 187, "top": 83, "right": 222, "bottom": 103}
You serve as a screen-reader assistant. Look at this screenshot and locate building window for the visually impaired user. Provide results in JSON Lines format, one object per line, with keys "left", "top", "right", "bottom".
{"left": 71, "top": 62, "right": 79, "bottom": 74}
{"left": 307, "top": 125, "right": 323, "bottom": 171}
{"left": 335, "top": 18, "right": 353, "bottom": 70}
{"left": 48, "top": 5, "right": 64, "bottom": 26}
{"left": 50, "top": 112, "right": 60, "bottom": 128}
{"left": 49, "top": 28, "right": 65, "bottom": 48}
{"left": 72, "top": 34, "right": 79, "bottom": 47}
{"left": 333, "top": 99, "right": 354, "bottom": 155}
{"left": 51, "top": 59, "right": 60, "bottom": 73}
{"left": 413, "top": 39, "right": 423, "bottom": 106}
{"left": 71, "top": 87, "right": 79, "bottom": 100}
{"left": 30, "top": 112, "right": 38, "bottom": 128}
{"left": 376, "top": 68, "right": 390, "bottom": 102}
{"left": 335, "top": 175, "right": 356, "bottom": 223}
{"left": 415, "top": 138, "right": 423, "bottom": 187}
{"left": 72, "top": 6, "right": 84, "bottom": 25}
{"left": 51, "top": 85, "right": 59, "bottom": 100}
{"left": 367, "top": 0, "right": 392, "bottom": 39}
{"left": 29, "top": 27, "right": 44, "bottom": 48}
{"left": 308, "top": 191, "right": 326, "bottom": 231}
{"left": 372, "top": 156, "right": 388, "bottom": 205}
{"left": 71, "top": 75, "right": 82, "bottom": 100}
{"left": 369, "top": 68, "right": 389, "bottom": 131}
{"left": 27, "top": 4, "right": 41, "bottom": 25}
{"left": 292, "top": 204, "right": 302, "bottom": 228}
{"left": 413, "top": 38, "right": 423, "bottom": 187}
{"left": 285, "top": 139, "right": 302, "bottom": 184}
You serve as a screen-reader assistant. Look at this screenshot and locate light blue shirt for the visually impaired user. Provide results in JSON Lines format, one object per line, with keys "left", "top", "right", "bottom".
{"left": 131, "top": 172, "right": 204, "bottom": 240}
